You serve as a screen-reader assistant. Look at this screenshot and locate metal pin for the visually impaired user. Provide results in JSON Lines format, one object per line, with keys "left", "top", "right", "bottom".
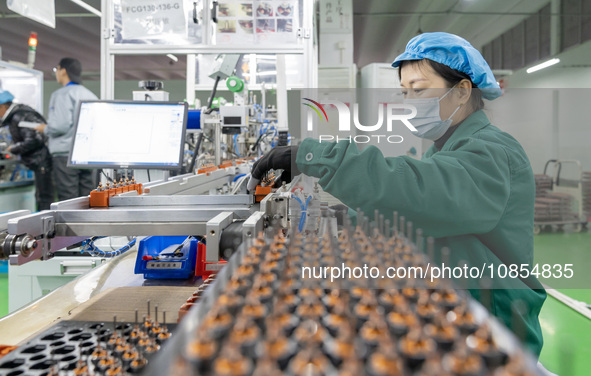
{"left": 135, "top": 309, "right": 138, "bottom": 326}
{"left": 147, "top": 299, "right": 151, "bottom": 319}
{"left": 400, "top": 216, "right": 405, "bottom": 237}
{"left": 374, "top": 210, "right": 379, "bottom": 229}
{"left": 356, "top": 208, "right": 362, "bottom": 229}
{"left": 441, "top": 247, "right": 451, "bottom": 266}
{"left": 379, "top": 214, "right": 384, "bottom": 235}
{"left": 427, "top": 237, "right": 435, "bottom": 261}
{"left": 385, "top": 219, "right": 391, "bottom": 238}
{"left": 113, "top": 315, "right": 117, "bottom": 334}
{"left": 163, "top": 311, "right": 166, "bottom": 326}
{"left": 406, "top": 221, "right": 413, "bottom": 243}
{"left": 393, "top": 211, "right": 399, "bottom": 235}
{"left": 154, "top": 305, "right": 159, "bottom": 325}
{"left": 416, "top": 229, "right": 423, "bottom": 252}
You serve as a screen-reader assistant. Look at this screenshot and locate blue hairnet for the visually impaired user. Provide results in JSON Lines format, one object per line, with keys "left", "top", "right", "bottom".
{"left": 0, "top": 90, "right": 14, "bottom": 105}
{"left": 392, "top": 32, "right": 501, "bottom": 100}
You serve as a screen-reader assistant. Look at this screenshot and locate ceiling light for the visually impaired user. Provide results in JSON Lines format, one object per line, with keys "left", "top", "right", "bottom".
{"left": 526, "top": 58, "right": 560, "bottom": 74}
{"left": 166, "top": 54, "right": 179, "bottom": 62}
{"left": 70, "top": 0, "right": 102, "bottom": 17}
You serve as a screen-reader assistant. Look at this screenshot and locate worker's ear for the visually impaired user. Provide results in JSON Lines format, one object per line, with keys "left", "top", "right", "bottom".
{"left": 455, "top": 79, "right": 472, "bottom": 105}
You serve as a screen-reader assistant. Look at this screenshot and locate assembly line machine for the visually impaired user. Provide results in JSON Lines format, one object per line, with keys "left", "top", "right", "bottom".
{"left": 0, "top": 163, "right": 543, "bottom": 375}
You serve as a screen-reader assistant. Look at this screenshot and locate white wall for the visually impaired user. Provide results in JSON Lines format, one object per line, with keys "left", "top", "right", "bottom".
{"left": 489, "top": 41, "right": 591, "bottom": 174}
{"left": 488, "top": 87, "right": 591, "bottom": 174}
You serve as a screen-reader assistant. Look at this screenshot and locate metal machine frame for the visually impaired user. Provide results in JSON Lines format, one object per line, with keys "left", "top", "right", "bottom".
{"left": 99, "top": 0, "right": 317, "bottom": 102}
{"left": 1, "top": 164, "right": 271, "bottom": 267}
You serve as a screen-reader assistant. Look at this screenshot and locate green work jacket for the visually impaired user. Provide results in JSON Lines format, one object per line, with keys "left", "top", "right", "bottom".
{"left": 296, "top": 110, "right": 546, "bottom": 357}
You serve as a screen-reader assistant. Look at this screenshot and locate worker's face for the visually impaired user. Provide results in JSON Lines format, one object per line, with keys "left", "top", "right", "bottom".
{"left": 0, "top": 104, "right": 8, "bottom": 119}
{"left": 54, "top": 65, "right": 66, "bottom": 85}
{"left": 400, "top": 61, "right": 470, "bottom": 125}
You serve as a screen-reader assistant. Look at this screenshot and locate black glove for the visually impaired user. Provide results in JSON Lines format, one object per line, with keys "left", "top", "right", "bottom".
{"left": 247, "top": 146, "right": 300, "bottom": 191}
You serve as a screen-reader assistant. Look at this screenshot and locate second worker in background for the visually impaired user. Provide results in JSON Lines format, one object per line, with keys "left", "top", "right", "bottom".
{"left": 36, "top": 57, "right": 98, "bottom": 201}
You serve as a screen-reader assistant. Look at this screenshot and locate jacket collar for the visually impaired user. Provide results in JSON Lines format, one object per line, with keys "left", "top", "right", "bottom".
{"left": 1, "top": 102, "right": 17, "bottom": 122}
{"left": 438, "top": 110, "right": 491, "bottom": 151}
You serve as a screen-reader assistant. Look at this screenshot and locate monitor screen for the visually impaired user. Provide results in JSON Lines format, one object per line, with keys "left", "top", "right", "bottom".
{"left": 68, "top": 101, "right": 188, "bottom": 170}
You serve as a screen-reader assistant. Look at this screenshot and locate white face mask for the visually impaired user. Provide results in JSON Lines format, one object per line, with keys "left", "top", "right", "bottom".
{"left": 403, "top": 86, "right": 462, "bottom": 141}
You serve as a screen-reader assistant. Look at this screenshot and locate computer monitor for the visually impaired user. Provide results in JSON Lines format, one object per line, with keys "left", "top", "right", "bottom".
{"left": 68, "top": 100, "right": 188, "bottom": 170}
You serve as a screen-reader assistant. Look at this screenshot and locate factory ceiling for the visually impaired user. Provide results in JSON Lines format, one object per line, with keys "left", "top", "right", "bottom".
{"left": 0, "top": 0, "right": 564, "bottom": 83}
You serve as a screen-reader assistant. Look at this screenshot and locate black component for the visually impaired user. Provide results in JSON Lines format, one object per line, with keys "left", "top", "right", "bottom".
{"left": 188, "top": 133, "right": 204, "bottom": 174}
{"left": 222, "top": 126, "right": 241, "bottom": 135}
{"left": 205, "top": 76, "right": 221, "bottom": 114}
{"left": 211, "top": 0, "right": 218, "bottom": 23}
{"left": 0, "top": 321, "right": 177, "bottom": 375}
{"left": 138, "top": 81, "right": 163, "bottom": 91}
{"left": 329, "top": 204, "right": 350, "bottom": 227}
{"left": 218, "top": 221, "right": 244, "bottom": 259}
{"left": 193, "top": 1, "right": 199, "bottom": 23}
{"left": 223, "top": 116, "right": 242, "bottom": 125}
{"left": 277, "top": 131, "right": 289, "bottom": 146}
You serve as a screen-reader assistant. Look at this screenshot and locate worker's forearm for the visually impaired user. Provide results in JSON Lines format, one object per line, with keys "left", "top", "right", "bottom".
{"left": 296, "top": 138, "right": 509, "bottom": 237}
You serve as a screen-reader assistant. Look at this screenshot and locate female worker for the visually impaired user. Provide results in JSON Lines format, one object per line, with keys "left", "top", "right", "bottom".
{"left": 248, "top": 32, "right": 545, "bottom": 357}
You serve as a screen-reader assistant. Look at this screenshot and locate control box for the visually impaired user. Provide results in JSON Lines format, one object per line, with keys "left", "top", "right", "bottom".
{"left": 134, "top": 236, "right": 198, "bottom": 279}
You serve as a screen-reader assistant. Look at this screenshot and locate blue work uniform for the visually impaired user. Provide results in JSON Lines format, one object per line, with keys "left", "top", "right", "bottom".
{"left": 295, "top": 110, "right": 546, "bottom": 357}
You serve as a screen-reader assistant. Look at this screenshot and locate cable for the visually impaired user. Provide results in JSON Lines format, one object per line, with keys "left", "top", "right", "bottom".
{"left": 233, "top": 173, "right": 246, "bottom": 182}
{"left": 80, "top": 236, "right": 137, "bottom": 258}
{"left": 231, "top": 173, "right": 250, "bottom": 195}
{"left": 189, "top": 132, "right": 204, "bottom": 173}
{"left": 292, "top": 194, "right": 312, "bottom": 232}
{"left": 147, "top": 169, "right": 151, "bottom": 182}
{"left": 233, "top": 134, "right": 241, "bottom": 157}
{"left": 205, "top": 75, "right": 221, "bottom": 115}
{"left": 100, "top": 169, "right": 114, "bottom": 183}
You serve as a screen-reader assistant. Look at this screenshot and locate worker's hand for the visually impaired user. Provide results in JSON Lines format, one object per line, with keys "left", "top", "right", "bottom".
{"left": 247, "top": 146, "right": 300, "bottom": 192}
{"left": 5, "top": 145, "right": 13, "bottom": 153}
{"left": 34, "top": 123, "right": 46, "bottom": 133}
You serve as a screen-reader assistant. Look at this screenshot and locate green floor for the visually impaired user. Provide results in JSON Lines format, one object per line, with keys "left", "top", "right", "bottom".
{"left": 0, "top": 274, "right": 7, "bottom": 318}
{"left": 0, "top": 232, "right": 589, "bottom": 374}
{"left": 534, "top": 230, "right": 591, "bottom": 376}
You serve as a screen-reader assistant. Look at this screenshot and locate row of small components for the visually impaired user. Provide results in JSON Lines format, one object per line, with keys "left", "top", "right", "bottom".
{"left": 178, "top": 274, "right": 218, "bottom": 322}
{"left": 164, "top": 230, "right": 535, "bottom": 376}
{"left": 51, "top": 302, "right": 172, "bottom": 376}
{"left": 95, "top": 178, "right": 140, "bottom": 192}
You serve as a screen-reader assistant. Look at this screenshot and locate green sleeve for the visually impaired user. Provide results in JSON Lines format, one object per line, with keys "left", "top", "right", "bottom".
{"left": 296, "top": 137, "right": 510, "bottom": 238}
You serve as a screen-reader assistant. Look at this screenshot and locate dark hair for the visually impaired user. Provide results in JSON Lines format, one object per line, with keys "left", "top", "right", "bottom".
{"left": 58, "top": 57, "right": 82, "bottom": 84}
{"left": 398, "top": 59, "right": 484, "bottom": 112}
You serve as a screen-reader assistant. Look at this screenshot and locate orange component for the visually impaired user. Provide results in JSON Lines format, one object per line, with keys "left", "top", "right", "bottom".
{"left": 0, "top": 345, "right": 17, "bottom": 359}
{"left": 197, "top": 165, "right": 218, "bottom": 174}
{"left": 89, "top": 183, "right": 144, "bottom": 207}
{"left": 89, "top": 190, "right": 109, "bottom": 207}
{"left": 254, "top": 185, "right": 272, "bottom": 203}
{"left": 218, "top": 161, "right": 233, "bottom": 169}
{"left": 178, "top": 302, "right": 195, "bottom": 322}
